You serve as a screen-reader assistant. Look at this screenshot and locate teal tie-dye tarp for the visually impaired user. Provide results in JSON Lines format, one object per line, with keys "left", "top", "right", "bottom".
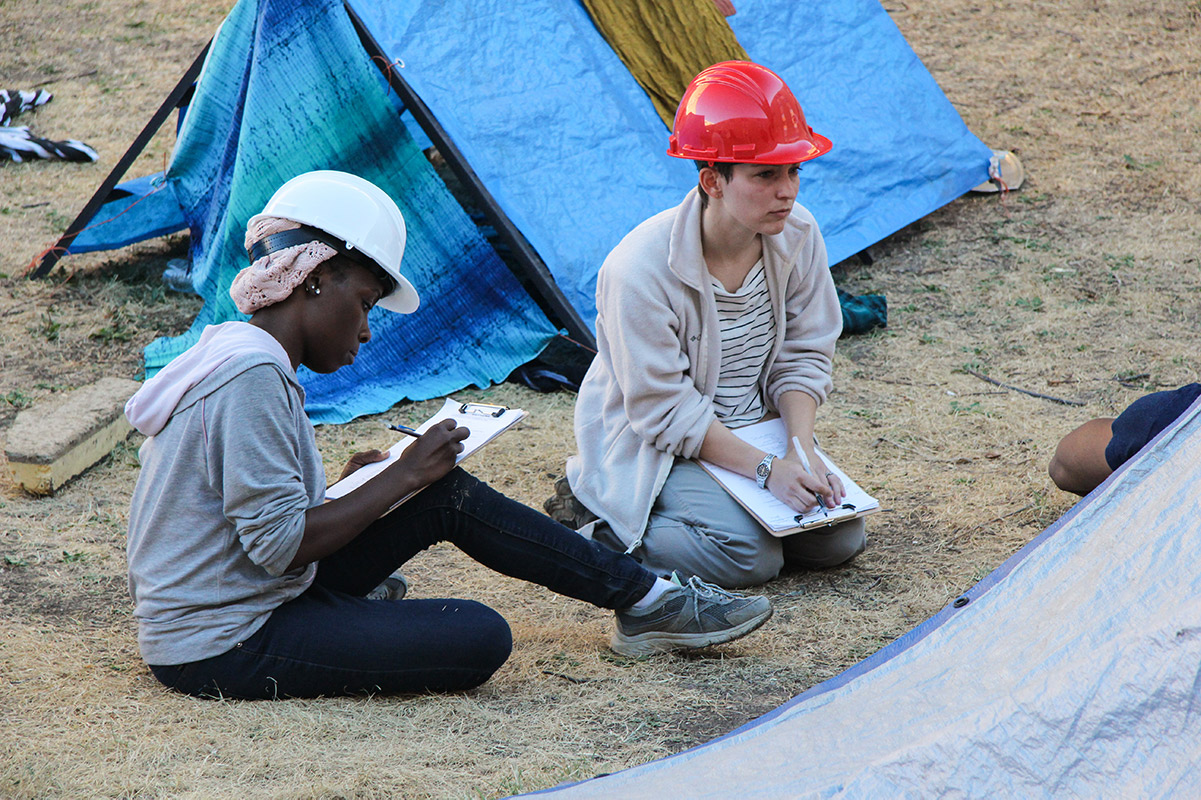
{"left": 147, "top": 0, "right": 556, "bottom": 423}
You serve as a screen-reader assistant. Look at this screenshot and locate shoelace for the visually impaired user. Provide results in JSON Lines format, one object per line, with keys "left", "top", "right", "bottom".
{"left": 679, "top": 576, "right": 750, "bottom": 626}
{"left": 684, "top": 575, "right": 745, "bottom": 602}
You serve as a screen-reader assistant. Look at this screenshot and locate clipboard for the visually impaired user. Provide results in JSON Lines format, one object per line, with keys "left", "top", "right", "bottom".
{"left": 698, "top": 418, "right": 880, "bottom": 536}
{"left": 325, "top": 398, "right": 527, "bottom": 512}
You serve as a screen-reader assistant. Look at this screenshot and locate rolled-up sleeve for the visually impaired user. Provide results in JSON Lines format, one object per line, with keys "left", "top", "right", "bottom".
{"left": 203, "top": 366, "right": 311, "bottom": 577}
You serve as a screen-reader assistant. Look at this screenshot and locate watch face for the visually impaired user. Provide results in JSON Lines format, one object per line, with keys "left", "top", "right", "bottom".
{"left": 756, "top": 462, "right": 769, "bottom": 478}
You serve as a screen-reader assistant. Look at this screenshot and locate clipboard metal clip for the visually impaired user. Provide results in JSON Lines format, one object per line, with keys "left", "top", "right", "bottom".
{"left": 459, "top": 401, "right": 508, "bottom": 417}
{"left": 793, "top": 502, "right": 857, "bottom": 524}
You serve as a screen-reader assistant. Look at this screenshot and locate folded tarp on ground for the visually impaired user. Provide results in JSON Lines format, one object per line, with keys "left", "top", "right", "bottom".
{"left": 361, "top": 0, "right": 991, "bottom": 328}
{"left": 520, "top": 398, "right": 1201, "bottom": 797}
{"left": 142, "top": 0, "right": 557, "bottom": 424}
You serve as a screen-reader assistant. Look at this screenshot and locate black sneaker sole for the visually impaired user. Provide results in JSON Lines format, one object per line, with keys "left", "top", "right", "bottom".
{"left": 543, "top": 477, "right": 597, "bottom": 529}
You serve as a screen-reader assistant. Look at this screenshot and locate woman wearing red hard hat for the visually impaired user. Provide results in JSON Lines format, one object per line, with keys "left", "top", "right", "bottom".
{"left": 549, "top": 62, "right": 866, "bottom": 589}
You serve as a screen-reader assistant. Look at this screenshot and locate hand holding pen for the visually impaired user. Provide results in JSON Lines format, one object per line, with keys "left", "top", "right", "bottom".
{"left": 791, "top": 436, "right": 829, "bottom": 518}
{"left": 384, "top": 419, "right": 468, "bottom": 486}
{"left": 388, "top": 422, "right": 421, "bottom": 438}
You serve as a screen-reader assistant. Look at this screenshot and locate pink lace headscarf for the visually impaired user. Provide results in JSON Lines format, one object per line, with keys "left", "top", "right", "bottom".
{"left": 229, "top": 217, "right": 337, "bottom": 314}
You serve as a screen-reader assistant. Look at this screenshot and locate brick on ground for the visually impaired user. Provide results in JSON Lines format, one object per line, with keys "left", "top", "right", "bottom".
{"left": 4, "top": 377, "right": 140, "bottom": 495}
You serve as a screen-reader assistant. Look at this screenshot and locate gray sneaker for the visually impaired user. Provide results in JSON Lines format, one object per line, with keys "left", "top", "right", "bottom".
{"left": 366, "top": 571, "right": 408, "bottom": 601}
{"left": 611, "top": 574, "right": 773, "bottom": 657}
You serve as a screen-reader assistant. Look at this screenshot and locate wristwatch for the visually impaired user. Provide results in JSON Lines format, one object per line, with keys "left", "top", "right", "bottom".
{"left": 755, "top": 453, "right": 775, "bottom": 489}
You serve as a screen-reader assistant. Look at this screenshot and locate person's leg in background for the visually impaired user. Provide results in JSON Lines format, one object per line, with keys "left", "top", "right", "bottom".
{"left": 1050, "top": 384, "right": 1201, "bottom": 497}
{"left": 780, "top": 516, "right": 866, "bottom": 569}
{"left": 1048, "top": 417, "right": 1115, "bottom": 496}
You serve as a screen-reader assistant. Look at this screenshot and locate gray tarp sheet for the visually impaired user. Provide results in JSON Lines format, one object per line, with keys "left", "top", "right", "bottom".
{"left": 524, "top": 398, "right": 1201, "bottom": 797}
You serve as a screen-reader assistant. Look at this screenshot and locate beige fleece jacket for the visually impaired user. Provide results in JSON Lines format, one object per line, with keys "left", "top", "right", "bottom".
{"left": 566, "top": 189, "right": 842, "bottom": 550}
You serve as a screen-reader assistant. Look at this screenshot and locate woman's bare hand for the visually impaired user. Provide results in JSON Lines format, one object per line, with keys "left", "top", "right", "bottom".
{"left": 765, "top": 457, "right": 829, "bottom": 513}
{"left": 767, "top": 450, "right": 846, "bottom": 513}
{"left": 810, "top": 451, "right": 847, "bottom": 506}
{"left": 338, "top": 449, "right": 388, "bottom": 482}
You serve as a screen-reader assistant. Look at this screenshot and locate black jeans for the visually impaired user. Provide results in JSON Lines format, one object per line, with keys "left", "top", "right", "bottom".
{"left": 150, "top": 468, "right": 655, "bottom": 699}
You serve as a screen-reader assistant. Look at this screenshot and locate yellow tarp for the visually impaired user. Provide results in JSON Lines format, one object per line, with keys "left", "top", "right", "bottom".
{"left": 580, "top": 0, "right": 749, "bottom": 128}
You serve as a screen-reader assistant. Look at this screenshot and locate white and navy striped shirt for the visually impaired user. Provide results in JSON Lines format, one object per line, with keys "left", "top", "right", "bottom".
{"left": 711, "top": 260, "right": 775, "bottom": 427}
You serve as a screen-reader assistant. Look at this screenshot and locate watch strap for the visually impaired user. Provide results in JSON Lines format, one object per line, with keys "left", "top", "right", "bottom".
{"left": 755, "top": 453, "right": 775, "bottom": 489}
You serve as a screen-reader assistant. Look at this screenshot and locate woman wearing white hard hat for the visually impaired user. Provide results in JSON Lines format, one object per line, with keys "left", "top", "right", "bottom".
{"left": 122, "top": 170, "right": 772, "bottom": 699}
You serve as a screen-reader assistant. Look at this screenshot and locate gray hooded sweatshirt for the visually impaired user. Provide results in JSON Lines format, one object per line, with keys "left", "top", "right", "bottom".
{"left": 125, "top": 322, "right": 323, "bottom": 666}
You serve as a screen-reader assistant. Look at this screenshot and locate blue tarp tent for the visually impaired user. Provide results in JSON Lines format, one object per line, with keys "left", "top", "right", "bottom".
{"left": 362, "top": 0, "right": 991, "bottom": 324}
{"left": 66, "top": 0, "right": 991, "bottom": 422}
{"left": 520, "top": 397, "right": 1201, "bottom": 797}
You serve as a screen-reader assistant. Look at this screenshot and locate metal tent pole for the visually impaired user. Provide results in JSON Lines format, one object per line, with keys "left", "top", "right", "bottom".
{"left": 29, "top": 40, "right": 211, "bottom": 279}
{"left": 343, "top": 1, "right": 596, "bottom": 349}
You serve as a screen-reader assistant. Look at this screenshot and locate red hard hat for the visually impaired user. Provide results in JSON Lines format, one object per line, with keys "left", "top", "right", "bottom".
{"left": 667, "top": 61, "right": 832, "bottom": 165}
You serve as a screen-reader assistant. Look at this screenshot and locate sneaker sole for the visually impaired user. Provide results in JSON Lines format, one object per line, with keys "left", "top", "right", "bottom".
{"left": 543, "top": 477, "right": 598, "bottom": 529}
{"left": 609, "top": 605, "right": 773, "bottom": 657}
{"left": 543, "top": 497, "right": 597, "bottom": 529}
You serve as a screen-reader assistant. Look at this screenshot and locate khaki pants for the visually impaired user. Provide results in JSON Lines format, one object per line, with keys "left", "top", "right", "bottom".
{"left": 594, "top": 458, "right": 866, "bottom": 589}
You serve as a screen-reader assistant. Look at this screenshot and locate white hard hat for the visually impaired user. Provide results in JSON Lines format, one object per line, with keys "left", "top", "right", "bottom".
{"left": 248, "top": 170, "right": 420, "bottom": 313}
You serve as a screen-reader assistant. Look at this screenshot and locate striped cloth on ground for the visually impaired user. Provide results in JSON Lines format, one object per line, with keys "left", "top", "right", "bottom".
{"left": 0, "top": 89, "right": 97, "bottom": 163}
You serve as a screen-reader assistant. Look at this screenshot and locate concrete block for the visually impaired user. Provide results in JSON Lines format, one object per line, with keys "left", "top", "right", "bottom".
{"left": 4, "top": 377, "right": 140, "bottom": 495}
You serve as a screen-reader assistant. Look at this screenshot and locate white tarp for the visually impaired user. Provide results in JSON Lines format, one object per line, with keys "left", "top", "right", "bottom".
{"left": 524, "top": 400, "right": 1201, "bottom": 798}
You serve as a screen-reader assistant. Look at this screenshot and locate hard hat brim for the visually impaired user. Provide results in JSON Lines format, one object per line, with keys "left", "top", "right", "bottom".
{"left": 376, "top": 274, "right": 420, "bottom": 314}
{"left": 248, "top": 171, "right": 418, "bottom": 314}
{"left": 246, "top": 212, "right": 421, "bottom": 314}
{"left": 668, "top": 131, "right": 833, "bottom": 165}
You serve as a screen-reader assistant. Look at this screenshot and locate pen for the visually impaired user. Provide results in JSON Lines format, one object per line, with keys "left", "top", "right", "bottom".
{"left": 791, "top": 435, "right": 829, "bottom": 517}
{"left": 387, "top": 423, "right": 421, "bottom": 438}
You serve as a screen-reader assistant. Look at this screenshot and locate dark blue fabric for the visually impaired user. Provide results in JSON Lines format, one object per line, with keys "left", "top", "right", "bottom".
{"left": 144, "top": 0, "right": 556, "bottom": 424}
{"left": 363, "top": 0, "right": 991, "bottom": 329}
{"left": 148, "top": 468, "right": 655, "bottom": 699}
{"left": 149, "top": 590, "right": 513, "bottom": 698}
{"left": 1105, "top": 384, "right": 1201, "bottom": 470}
{"left": 837, "top": 288, "right": 888, "bottom": 335}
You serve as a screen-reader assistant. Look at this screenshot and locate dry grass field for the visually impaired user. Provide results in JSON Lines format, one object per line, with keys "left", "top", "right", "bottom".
{"left": 1, "top": 0, "right": 1199, "bottom": 797}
